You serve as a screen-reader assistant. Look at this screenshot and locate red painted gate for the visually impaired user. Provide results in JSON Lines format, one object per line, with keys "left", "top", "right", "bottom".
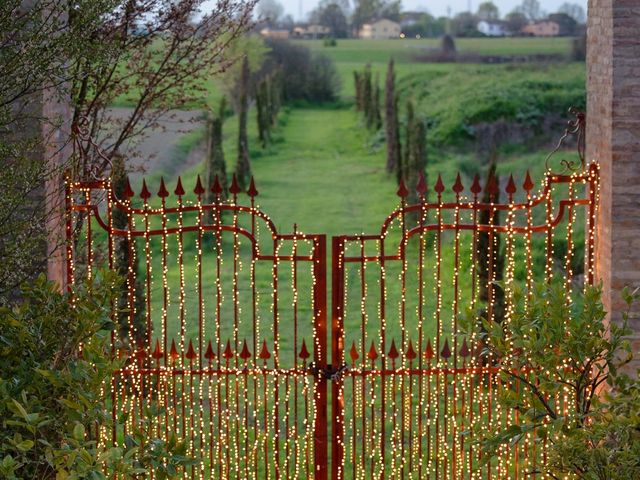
{"left": 66, "top": 114, "right": 599, "bottom": 480}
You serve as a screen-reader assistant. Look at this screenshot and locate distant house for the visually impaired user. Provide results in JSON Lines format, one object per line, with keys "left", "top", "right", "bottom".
{"left": 291, "top": 24, "right": 331, "bottom": 39}
{"left": 359, "top": 19, "right": 401, "bottom": 39}
{"left": 477, "top": 20, "right": 507, "bottom": 37}
{"left": 522, "top": 20, "right": 560, "bottom": 37}
{"left": 259, "top": 28, "right": 290, "bottom": 39}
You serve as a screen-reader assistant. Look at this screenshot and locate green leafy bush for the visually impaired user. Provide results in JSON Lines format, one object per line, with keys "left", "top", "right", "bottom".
{"left": 464, "top": 283, "right": 640, "bottom": 479}
{"left": 264, "top": 39, "right": 341, "bottom": 104}
{"left": 0, "top": 273, "right": 196, "bottom": 479}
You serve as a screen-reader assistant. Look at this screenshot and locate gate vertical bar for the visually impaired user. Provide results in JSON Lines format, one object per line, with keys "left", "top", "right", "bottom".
{"left": 331, "top": 236, "right": 345, "bottom": 480}
{"left": 314, "top": 235, "right": 329, "bottom": 480}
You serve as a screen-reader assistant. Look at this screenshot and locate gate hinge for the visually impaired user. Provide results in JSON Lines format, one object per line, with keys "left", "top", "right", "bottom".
{"left": 309, "top": 362, "right": 348, "bottom": 381}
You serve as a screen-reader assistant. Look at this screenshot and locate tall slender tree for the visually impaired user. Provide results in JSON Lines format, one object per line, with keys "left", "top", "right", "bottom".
{"left": 111, "top": 155, "right": 145, "bottom": 344}
{"left": 235, "top": 56, "right": 252, "bottom": 188}
{"left": 256, "top": 79, "right": 269, "bottom": 147}
{"left": 205, "top": 98, "right": 229, "bottom": 208}
{"left": 403, "top": 100, "right": 427, "bottom": 206}
{"left": 372, "top": 73, "right": 382, "bottom": 130}
{"left": 353, "top": 71, "right": 363, "bottom": 111}
{"left": 385, "top": 58, "right": 401, "bottom": 174}
{"left": 362, "top": 64, "right": 373, "bottom": 126}
{"left": 478, "top": 155, "right": 505, "bottom": 323}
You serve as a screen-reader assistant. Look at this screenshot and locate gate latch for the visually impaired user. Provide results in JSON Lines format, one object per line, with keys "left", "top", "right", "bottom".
{"left": 309, "top": 362, "right": 348, "bottom": 381}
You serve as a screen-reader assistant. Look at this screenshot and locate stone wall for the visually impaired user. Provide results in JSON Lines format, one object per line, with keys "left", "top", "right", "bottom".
{"left": 587, "top": 0, "right": 640, "bottom": 370}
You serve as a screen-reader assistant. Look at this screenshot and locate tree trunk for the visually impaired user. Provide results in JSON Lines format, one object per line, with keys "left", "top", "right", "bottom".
{"left": 478, "top": 155, "right": 505, "bottom": 323}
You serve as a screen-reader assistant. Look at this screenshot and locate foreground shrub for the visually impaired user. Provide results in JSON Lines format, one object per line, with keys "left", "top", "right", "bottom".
{"left": 0, "top": 273, "right": 195, "bottom": 479}
{"left": 465, "top": 284, "right": 640, "bottom": 479}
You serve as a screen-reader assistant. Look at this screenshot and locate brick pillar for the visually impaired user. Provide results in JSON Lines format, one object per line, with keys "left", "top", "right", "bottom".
{"left": 587, "top": 0, "right": 640, "bottom": 368}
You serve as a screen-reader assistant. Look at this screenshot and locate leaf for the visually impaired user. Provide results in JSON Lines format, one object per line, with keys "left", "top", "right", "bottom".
{"left": 73, "top": 423, "right": 85, "bottom": 441}
{"left": 10, "top": 399, "right": 28, "bottom": 420}
{"left": 15, "top": 440, "right": 34, "bottom": 451}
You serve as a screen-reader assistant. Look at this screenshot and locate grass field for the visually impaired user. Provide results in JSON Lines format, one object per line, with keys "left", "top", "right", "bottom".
{"left": 294, "top": 37, "right": 574, "bottom": 64}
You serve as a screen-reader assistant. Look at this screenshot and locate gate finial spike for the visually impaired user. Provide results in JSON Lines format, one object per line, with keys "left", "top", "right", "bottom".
{"left": 299, "top": 339, "right": 310, "bottom": 360}
{"left": 459, "top": 338, "right": 470, "bottom": 358}
{"left": 471, "top": 173, "right": 482, "bottom": 195}
{"left": 122, "top": 176, "right": 134, "bottom": 199}
{"left": 152, "top": 339, "right": 163, "bottom": 359}
{"left": 397, "top": 178, "right": 409, "bottom": 198}
{"left": 140, "top": 179, "right": 151, "bottom": 200}
{"left": 441, "top": 338, "right": 452, "bottom": 360}
{"left": 523, "top": 170, "right": 534, "bottom": 192}
{"left": 406, "top": 340, "right": 417, "bottom": 360}
{"left": 259, "top": 340, "right": 271, "bottom": 360}
{"left": 239, "top": 339, "right": 251, "bottom": 360}
{"left": 416, "top": 171, "right": 427, "bottom": 197}
{"left": 506, "top": 174, "right": 517, "bottom": 196}
{"left": 223, "top": 340, "right": 234, "bottom": 359}
{"left": 186, "top": 339, "right": 197, "bottom": 360}
{"left": 367, "top": 341, "right": 378, "bottom": 361}
{"left": 212, "top": 175, "right": 222, "bottom": 195}
{"left": 247, "top": 177, "right": 259, "bottom": 197}
{"left": 169, "top": 339, "right": 179, "bottom": 361}
{"left": 174, "top": 176, "right": 185, "bottom": 196}
{"left": 434, "top": 174, "right": 445, "bottom": 195}
{"left": 424, "top": 340, "right": 435, "bottom": 360}
{"left": 158, "top": 177, "right": 169, "bottom": 198}
{"left": 349, "top": 341, "right": 359, "bottom": 362}
{"left": 194, "top": 175, "right": 205, "bottom": 196}
{"left": 204, "top": 340, "right": 215, "bottom": 361}
{"left": 453, "top": 173, "right": 464, "bottom": 194}
{"left": 388, "top": 339, "right": 399, "bottom": 359}
{"left": 229, "top": 174, "right": 241, "bottom": 195}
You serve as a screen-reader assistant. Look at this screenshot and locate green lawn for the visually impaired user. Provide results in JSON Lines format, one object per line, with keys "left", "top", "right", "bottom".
{"left": 294, "top": 37, "right": 573, "bottom": 64}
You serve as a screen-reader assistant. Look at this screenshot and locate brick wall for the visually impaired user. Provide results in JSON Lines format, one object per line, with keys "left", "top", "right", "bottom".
{"left": 587, "top": 0, "right": 640, "bottom": 370}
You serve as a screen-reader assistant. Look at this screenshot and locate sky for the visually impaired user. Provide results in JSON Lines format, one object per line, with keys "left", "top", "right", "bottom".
{"left": 271, "top": 0, "right": 588, "bottom": 22}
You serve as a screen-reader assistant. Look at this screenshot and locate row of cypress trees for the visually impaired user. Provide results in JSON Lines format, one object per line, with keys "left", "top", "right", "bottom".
{"left": 355, "top": 58, "right": 505, "bottom": 323}
{"left": 206, "top": 57, "right": 284, "bottom": 198}
{"left": 354, "top": 60, "right": 428, "bottom": 205}
{"left": 353, "top": 64, "right": 382, "bottom": 131}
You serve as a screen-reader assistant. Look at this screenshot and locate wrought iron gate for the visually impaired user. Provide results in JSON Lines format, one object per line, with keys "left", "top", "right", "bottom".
{"left": 67, "top": 135, "right": 598, "bottom": 479}
{"left": 67, "top": 176, "right": 328, "bottom": 479}
{"left": 330, "top": 162, "right": 599, "bottom": 480}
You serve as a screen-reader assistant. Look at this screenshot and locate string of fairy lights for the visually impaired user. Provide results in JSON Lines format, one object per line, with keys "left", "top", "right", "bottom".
{"left": 64, "top": 162, "right": 600, "bottom": 479}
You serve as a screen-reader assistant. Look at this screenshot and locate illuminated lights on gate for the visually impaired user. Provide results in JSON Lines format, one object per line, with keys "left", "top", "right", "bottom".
{"left": 65, "top": 148, "right": 600, "bottom": 478}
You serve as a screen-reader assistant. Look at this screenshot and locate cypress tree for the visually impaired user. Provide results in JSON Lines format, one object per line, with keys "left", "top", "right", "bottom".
{"left": 262, "top": 80, "right": 271, "bottom": 140}
{"left": 403, "top": 100, "right": 427, "bottom": 207}
{"left": 270, "top": 68, "right": 282, "bottom": 124}
{"left": 373, "top": 73, "right": 382, "bottom": 130}
{"left": 111, "top": 155, "right": 145, "bottom": 345}
{"left": 477, "top": 155, "right": 505, "bottom": 323}
{"left": 385, "top": 59, "right": 400, "bottom": 174}
{"left": 235, "top": 56, "right": 251, "bottom": 189}
{"left": 353, "top": 71, "right": 362, "bottom": 111}
{"left": 256, "top": 79, "right": 268, "bottom": 147}
{"left": 205, "top": 97, "right": 228, "bottom": 210}
{"left": 362, "top": 64, "right": 372, "bottom": 126}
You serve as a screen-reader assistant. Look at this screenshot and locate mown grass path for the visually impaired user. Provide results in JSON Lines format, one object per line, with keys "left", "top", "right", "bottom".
{"left": 244, "top": 107, "right": 398, "bottom": 236}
